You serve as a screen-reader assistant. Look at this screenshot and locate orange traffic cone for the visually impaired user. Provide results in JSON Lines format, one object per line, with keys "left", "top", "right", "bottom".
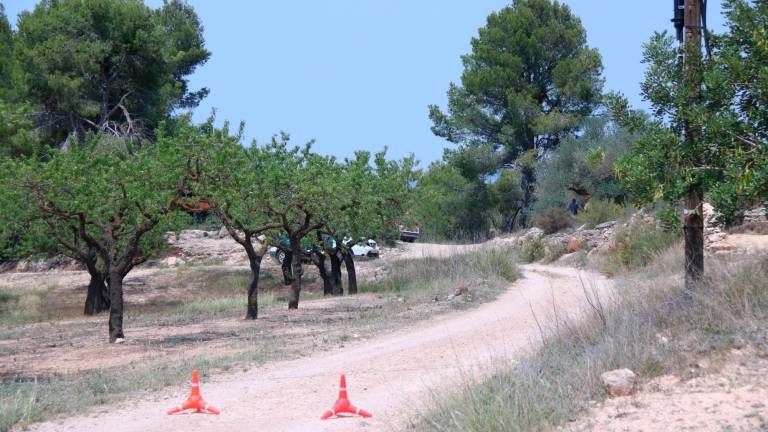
{"left": 320, "top": 374, "right": 372, "bottom": 420}
{"left": 166, "top": 369, "right": 220, "bottom": 415}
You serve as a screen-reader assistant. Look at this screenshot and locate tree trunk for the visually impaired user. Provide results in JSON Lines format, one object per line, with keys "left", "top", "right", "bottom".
{"left": 684, "top": 192, "right": 704, "bottom": 291}
{"left": 343, "top": 252, "right": 358, "bottom": 295}
{"left": 108, "top": 270, "right": 125, "bottom": 343}
{"left": 281, "top": 251, "right": 294, "bottom": 285}
{"left": 312, "top": 252, "right": 333, "bottom": 296}
{"left": 288, "top": 239, "right": 303, "bottom": 309}
{"left": 246, "top": 255, "right": 262, "bottom": 319}
{"left": 521, "top": 165, "right": 536, "bottom": 209}
{"left": 83, "top": 259, "right": 109, "bottom": 315}
{"left": 330, "top": 251, "right": 343, "bottom": 296}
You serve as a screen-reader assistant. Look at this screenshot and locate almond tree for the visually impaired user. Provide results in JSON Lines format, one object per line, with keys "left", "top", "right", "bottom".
{"left": 263, "top": 141, "right": 341, "bottom": 309}
{"left": 15, "top": 132, "right": 190, "bottom": 342}
{"left": 191, "top": 121, "right": 282, "bottom": 319}
{"left": 319, "top": 150, "right": 416, "bottom": 294}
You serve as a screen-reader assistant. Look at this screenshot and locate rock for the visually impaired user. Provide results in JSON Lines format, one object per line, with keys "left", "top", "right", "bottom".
{"left": 595, "top": 221, "right": 617, "bottom": 230}
{"left": 520, "top": 227, "right": 544, "bottom": 242}
{"left": 709, "top": 242, "right": 736, "bottom": 253}
{"left": 655, "top": 333, "right": 670, "bottom": 346}
{"left": 743, "top": 207, "right": 766, "bottom": 224}
{"left": 707, "top": 232, "right": 727, "bottom": 243}
{"left": 448, "top": 285, "right": 469, "bottom": 300}
{"left": 565, "top": 237, "right": 583, "bottom": 254}
{"left": 601, "top": 368, "right": 638, "bottom": 397}
{"left": 218, "top": 226, "right": 230, "bottom": 239}
{"left": 163, "top": 256, "right": 186, "bottom": 267}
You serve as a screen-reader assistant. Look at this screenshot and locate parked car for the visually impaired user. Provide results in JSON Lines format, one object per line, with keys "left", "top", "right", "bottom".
{"left": 398, "top": 224, "right": 420, "bottom": 242}
{"left": 351, "top": 239, "right": 379, "bottom": 257}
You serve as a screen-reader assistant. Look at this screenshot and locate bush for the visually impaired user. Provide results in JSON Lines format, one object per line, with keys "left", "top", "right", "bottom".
{"left": 655, "top": 202, "right": 683, "bottom": 233}
{"left": 576, "top": 198, "right": 624, "bottom": 228}
{"left": 542, "top": 241, "right": 566, "bottom": 263}
{"left": 532, "top": 116, "right": 636, "bottom": 218}
{"left": 533, "top": 208, "right": 573, "bottom": 234}
{"left": 520, "top": 239, "right": 546, "bottom": 263}
{"left": 613, "top": 220, "right": 680, "bottom": 270}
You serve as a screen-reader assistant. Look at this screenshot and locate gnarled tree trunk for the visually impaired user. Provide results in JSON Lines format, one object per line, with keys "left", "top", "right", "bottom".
{"left": 108, "top": 269, "right": 125, "bottom": 343}
{"left": 246, "top": 254, "right": 263, "bottom": 319}
{"left": 288, "top": 238, "right": 303, "bottom": 309}
{"left": 330, "top": 251, "right": 343, "bottom": 295}
{"left": 312, "top": 251, "right": 333, "bottom": 296}
{"left": 281, "top": 251, "right": 294, "bottom": 285}
{"left": 343, "top": 252, "right": 358, "bottom": 295}
{"left": 83, "top": 258, "right": 109, "bottom": 315}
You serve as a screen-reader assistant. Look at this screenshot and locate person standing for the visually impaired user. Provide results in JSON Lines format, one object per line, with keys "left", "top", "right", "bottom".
{"left": 568, "top": 198, "right": 579, "bottom": 215}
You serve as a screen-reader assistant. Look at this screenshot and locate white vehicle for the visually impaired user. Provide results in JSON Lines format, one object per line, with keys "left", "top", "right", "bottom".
{"left": 351, "top": 239, "right": 379, "bottom": 257}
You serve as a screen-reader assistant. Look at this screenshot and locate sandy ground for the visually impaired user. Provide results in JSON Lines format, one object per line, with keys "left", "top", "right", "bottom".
{"left": 23, "top": 264, "right": 612, "bottom": 432}
{"left": 566, "top": 348, "right": 768, "bottom": 432}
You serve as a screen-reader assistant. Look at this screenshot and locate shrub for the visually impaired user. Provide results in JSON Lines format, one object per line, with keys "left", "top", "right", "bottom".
{"left": 520, "top": 238, "right": 546, "bottom": 263}
{"left": 577, "top": 198, "right": 624, "bottom": 228}
{"left": 613, "top": 220, "right": 680, "bottom": 270}
{"left": 542, "top": 241, "right": 566, "bottom": 263}
{"left": 533, "top": 208, "right": 573, "bottom": 234}
{"left": 655, "top": 202, "right": 683, "bottom": 233}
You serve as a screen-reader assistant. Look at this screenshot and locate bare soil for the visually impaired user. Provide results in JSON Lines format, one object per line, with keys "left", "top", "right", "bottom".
{"left": 21, "top": 264, "right": 613, "bottom": 432}
{"left": 565, "top": 347, "right": 768, "bottom": 432}
{"left": 0, "top": 240, "right": 496, "bottom": 380}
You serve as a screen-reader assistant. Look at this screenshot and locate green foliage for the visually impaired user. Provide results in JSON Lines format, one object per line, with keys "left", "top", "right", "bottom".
{"left": 429, "top": 0, "right": 604, "bottom": 219}
{"left": 532, "top": 116, "right": 636, "bottom": 216}
{"left": 575, "top": 198, "right": 624, "bottom": 229}
{"left": 519, "top": 238, "right": 546, "bottom": 263}
{"left": 409, "top": 162, "right": 493, "bottom": 240}
{"left": 3, "top": 130, "right": 190, "bottom": 278}
{"left": 0, "top": 3, "right": 15, "bottom": 97}
{"left": 611, "top": 2, "right": 768, "bottom": 225}
{"left": 655, "top": 201, "right": 683, "bottom": 233}
{"left": 488, "top": 169, "right": 524, "bottom": 229}
{"left": 13, "top": 0, "right": 210, "bottom": 144}
{"left": 612, "top": 221, "right": 680, "bottom": 270}
{"left": 533, "top": 208, "right": 573, "bottom": 234}
{"left": 430, "top": 0, "right": 603, "bottom": 165}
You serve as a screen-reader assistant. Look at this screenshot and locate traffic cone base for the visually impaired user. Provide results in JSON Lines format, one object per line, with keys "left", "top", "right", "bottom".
{"left": 320, "top": 374, "right": 372, "bottom": 420}
{"left": 166, "top": 369, "right": 220, "bottom": 415}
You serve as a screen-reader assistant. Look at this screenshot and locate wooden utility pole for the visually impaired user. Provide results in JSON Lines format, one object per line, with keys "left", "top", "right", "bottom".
{"left": 682, "top": 0, "right": 704, "bottom": 290}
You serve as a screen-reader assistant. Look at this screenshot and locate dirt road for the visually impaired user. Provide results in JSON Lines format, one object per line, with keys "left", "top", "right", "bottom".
{"left": 26, "top": 264, "right": 611, "bottom": 432}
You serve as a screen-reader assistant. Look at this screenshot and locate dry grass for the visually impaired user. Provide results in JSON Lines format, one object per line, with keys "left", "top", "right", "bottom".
{"left": 415, "top": 247, "right": 768, "bottom": 431}
{"left": 0, "top": 286, "right": 57, "bottom": 325}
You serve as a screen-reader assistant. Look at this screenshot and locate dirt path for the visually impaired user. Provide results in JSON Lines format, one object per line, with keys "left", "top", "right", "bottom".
{"left": 26, "top": 264, "right": 612, "bottom": 432}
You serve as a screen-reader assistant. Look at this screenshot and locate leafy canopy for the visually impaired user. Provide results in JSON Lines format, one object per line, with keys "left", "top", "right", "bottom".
{"left": 14, "top": 0, "right": 210, "bottom": 144}
{"left": 611, "top": 0, "right": 767, "bottom": 224}
{"left": 429, "top": 0, "right": 603, "bottom": 178}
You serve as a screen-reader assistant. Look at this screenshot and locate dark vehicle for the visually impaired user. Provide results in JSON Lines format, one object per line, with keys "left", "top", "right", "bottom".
{"left": 398, "top": 224, "right": 420, "bottom": 242}
{"left": 268, "top": 236, "right": 313, "bottom": 264}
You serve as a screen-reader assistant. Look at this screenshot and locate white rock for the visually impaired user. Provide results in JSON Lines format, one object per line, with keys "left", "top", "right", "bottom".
{"left": 164, "top": 256, "right": 185, "bottom": 267}
{"left": 601, "top": 368, "right": 637, "bottom": 397}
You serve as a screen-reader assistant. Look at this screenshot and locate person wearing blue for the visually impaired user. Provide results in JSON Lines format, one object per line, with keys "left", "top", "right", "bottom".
{"left": 568, "top": 198, "right": 579, "bottom": 215}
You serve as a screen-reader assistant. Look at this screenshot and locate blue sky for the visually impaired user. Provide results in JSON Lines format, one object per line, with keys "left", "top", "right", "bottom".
{"left": 5, "top": 1, "right": 726, "bottom": 166}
